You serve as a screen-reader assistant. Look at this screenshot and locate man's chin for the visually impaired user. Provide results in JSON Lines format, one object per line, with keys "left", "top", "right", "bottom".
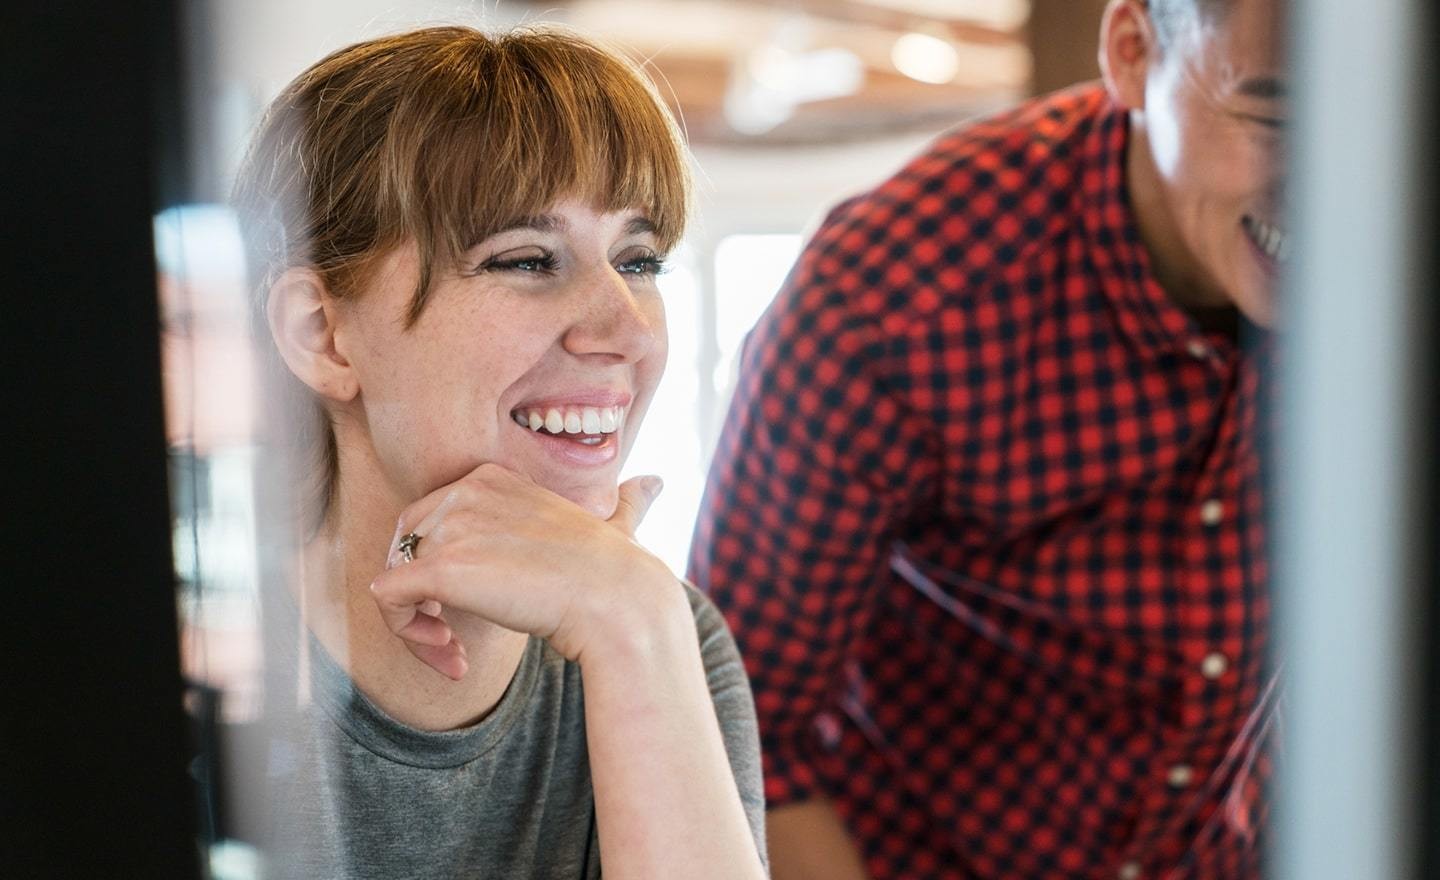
{"left": 1233, "top": 275, "right": 1279, "bottom": 330}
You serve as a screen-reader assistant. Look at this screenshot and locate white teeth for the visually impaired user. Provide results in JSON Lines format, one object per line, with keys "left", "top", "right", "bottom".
{"left": 515, "top": 405, "right": 626, "bottom": 435}
{"left": 1245, "top": 215, "right": 1289, "bottom": 263}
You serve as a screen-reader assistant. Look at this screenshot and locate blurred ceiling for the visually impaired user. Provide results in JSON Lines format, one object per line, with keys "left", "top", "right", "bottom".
{"left": 549, "top": 0, "right": 1035, "bottom": 145}
{"left": 206, "top": 0, "right": 1110, "bottom": 163}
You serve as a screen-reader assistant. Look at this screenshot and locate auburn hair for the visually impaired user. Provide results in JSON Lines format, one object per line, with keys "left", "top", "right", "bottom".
{"left": 232, "top": 25, "right": 691, "bottom": 524}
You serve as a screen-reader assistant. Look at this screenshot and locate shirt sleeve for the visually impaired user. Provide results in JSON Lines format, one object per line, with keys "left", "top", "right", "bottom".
{"left": 686, "top": 582, "right": 770, "bottom": 873}
{"left": 687, "top": 198, "right": 940, "bottom": 807}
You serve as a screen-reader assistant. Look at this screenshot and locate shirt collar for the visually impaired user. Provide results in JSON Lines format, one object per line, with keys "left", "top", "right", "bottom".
{"left": 1078, "top": 96, "right": 1211, "bottom": 362}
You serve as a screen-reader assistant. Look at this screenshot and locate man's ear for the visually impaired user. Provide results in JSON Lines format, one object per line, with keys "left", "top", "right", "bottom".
{"left": 1098, "top": 0, "right": 1158, "bottom": 111}
{"left": 266, "top": 268, "right": 359, "bottom": 403}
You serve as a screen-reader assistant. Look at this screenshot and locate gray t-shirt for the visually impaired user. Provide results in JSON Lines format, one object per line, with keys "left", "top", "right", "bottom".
{"left": 261, "top": 583, "right": 766, "bottom": 878}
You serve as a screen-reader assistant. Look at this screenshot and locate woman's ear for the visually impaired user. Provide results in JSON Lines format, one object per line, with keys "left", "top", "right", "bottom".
{"left": 1098, "top": 0, "right": 1157, "bottom": 111}
{"left": 267, "top": 268, "right": 359, "bottom": 402}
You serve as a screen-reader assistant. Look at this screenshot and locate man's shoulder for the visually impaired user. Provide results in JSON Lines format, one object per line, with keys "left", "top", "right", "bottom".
{"left": 755, "top": 85, "right": 1118, "bottom": 368}
{"left": 790, "top": 85, "right": 1112, "bottom": 326}
{"left": 845, "top": 82, "right": 1111, "bottom": 233}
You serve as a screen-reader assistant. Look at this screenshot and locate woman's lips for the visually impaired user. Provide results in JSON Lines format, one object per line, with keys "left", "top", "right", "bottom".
{"left": 514, "top": 419, "right": 620, "bottom": 466}
{"left": 507, "top": 392, "right": 632, "bottom": 468}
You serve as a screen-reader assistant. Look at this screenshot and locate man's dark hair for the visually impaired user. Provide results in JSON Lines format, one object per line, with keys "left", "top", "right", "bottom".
{"left": 1149, "top": 0, "right": 1233, "bottom": 47}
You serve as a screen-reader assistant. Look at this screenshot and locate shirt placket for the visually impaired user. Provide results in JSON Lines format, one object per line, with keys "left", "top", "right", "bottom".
{"left": 1111, "top": 336, "right": 1249, "bottom": 880}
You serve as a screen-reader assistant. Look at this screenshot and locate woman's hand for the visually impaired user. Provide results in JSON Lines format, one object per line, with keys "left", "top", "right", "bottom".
{"left": 368, "top": 462, "right": 679, "bottom": 680}
{"left": 371, "top": 462, "right": 767, "bottom": 878}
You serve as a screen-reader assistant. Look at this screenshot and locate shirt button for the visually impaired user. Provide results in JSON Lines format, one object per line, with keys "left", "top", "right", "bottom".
{"left": 814, "top": 712, "right": 842, "bottom": 751}
{"left": 1200, "top": 651, "right": 1229, "bottom": 679}
{"left": 1187, "top": 338, "right": 1210, "bottom": 360}
{"left": 1199, "top": 498, "right": 1224, "bottom": 526}
{"left": 1118, "top": 860, "right": 1143, "bottom": 880}
{"left": 1167, "top": 764, "right": 1195, "bottom": 788}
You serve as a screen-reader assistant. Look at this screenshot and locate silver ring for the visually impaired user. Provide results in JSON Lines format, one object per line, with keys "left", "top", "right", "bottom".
{"left": 397, "top": 531, "right": 421, "bottom": 564}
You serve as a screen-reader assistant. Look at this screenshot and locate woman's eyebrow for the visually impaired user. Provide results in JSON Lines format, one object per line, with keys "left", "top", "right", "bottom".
{"left": 503, "top": 214, "right": 564, "bottom": 233}
{"left": 483, "top": 213, "right": 655, "bottom": 240}
{"left": 625, "top": 216, "right": 657, "bottom": 236}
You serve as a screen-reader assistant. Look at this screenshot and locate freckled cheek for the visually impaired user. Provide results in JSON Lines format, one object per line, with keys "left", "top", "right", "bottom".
{"left": 649, "top": 322, "right": 670, "bottom": 377}
{"left": 639, "top": 317, "right": 670, "bottom": 400}
{"left": 619, "top": 342, "right": 668, "bottom": 453}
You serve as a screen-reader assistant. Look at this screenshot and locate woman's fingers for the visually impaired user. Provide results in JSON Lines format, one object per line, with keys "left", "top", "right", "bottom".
{"left": 406, "top": 638, "right": 468, "bottom": 681}
{"left": 370, "top": 463, "right": 669, "bottom": 670}
{"left": 372, "top": 560, "right": 459, "bottom": 627}
{"left": 373, "top": 583, "right": 467, "bottom": 679}
{"left": 386, "top": 486, "right": 463, "bottom": 569}
{"left": 608, "top": 475, "right": 663, "bottom": 537}
{"left": 397, "top": 609, "right": 454, "bottom": 647}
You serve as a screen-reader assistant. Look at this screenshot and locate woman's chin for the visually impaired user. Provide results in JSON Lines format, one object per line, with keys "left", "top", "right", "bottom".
{"left": 550, "top": 481, "right": 620, "bottom": 520}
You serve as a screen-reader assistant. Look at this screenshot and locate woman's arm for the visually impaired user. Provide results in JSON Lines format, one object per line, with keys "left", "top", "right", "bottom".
{"left": 578, "top": 581, "right": 767, "bottom": 878}
{"left": 368, "top": 463, "right": 766, "bottom": 878}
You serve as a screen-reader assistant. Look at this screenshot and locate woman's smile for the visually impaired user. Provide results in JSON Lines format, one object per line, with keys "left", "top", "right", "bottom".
{"left": 506, "top": 390, "right": 633, "bottom": 467}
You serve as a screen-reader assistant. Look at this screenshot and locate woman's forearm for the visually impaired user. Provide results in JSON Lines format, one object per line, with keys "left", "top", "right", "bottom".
{"left": 579, "top": 583, "right": 766, "bottom": 879}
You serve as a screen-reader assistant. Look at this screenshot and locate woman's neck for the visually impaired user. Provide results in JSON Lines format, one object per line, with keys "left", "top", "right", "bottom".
{"left": 297, "top": 478, "right": 529, "bottom": 732}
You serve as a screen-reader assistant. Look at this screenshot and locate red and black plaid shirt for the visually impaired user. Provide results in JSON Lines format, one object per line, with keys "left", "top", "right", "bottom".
{"left": 689, "top": 84, "right": 1274, "bottom": 880}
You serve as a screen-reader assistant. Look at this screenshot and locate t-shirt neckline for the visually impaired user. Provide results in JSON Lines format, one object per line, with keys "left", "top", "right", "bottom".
{"left": 306, "top": 628, "right": 546, "bottom": 769}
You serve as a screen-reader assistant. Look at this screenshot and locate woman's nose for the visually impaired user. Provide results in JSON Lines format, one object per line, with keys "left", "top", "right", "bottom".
{"left": 561, "top": 266, "right": 658, "bottom": 363}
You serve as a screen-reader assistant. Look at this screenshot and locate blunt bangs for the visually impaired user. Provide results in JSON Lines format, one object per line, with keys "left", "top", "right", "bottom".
{"left": 382, "top": 27, "right": 692, "bottom": 322}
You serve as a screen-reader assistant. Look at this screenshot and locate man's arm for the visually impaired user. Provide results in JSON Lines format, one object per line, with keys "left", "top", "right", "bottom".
{"left": 768, "top": 799, "right": 869, "bottom": 880}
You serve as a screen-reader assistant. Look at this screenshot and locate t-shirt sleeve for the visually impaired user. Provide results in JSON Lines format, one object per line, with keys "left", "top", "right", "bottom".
{"left": 685, "top": 581, "right": 769, "bottom": 873}
{"left": 687, "top": 196, "right": 940, "bottom": 808}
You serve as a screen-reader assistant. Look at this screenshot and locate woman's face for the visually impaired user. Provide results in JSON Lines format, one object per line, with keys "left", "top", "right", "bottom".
{"left": 333, "top": 200, "right": 669, "bottom": 519}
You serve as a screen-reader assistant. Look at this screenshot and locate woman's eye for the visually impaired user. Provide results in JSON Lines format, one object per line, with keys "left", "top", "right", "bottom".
{"left": 616, "top": 253, "right": 667, "bottom": 277}
{"left": 478, "top": 251, "right": 559, "bottom": 274}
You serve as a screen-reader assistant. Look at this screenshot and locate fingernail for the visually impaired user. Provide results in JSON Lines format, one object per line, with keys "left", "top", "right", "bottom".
{"left": 385, "top": 517, "right": 406, "bottom": 569}
{"left": 644, "top": 475, "right": 664, "bottom": 498}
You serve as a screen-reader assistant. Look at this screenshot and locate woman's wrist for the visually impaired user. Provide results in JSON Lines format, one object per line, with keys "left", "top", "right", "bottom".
{"left": 569, "top": 550, "right": 694, "bottom": 669}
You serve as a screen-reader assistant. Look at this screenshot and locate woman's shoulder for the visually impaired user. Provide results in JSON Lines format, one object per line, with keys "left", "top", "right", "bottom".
{"left": 681, "top": 580, "right": 738, "bottom": 656}
{"left": 677, "top": 580, "right": 755, "bottom": 702}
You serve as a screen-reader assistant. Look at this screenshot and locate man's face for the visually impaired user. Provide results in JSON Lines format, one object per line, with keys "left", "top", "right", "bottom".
{"left": 1141, "top": 0, "right": 1288, "bottom": 326}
